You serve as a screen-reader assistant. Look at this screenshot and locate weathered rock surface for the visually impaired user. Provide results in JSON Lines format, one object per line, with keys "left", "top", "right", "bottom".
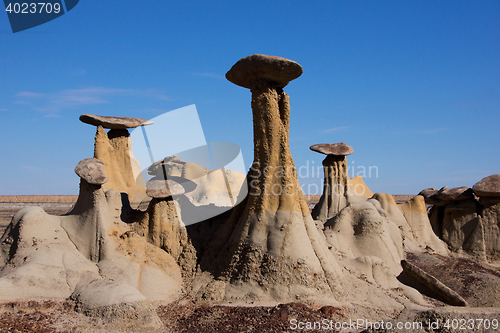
{"left": 74, "top": 158, "right": 108, "bottom": 185}
{"left": 421, "top": 176, "right": 500, "bottom": 262}
{"left": 0, "top": 207, "right": 100, "bottom": 301}
{"left": 435, "top": 186, "right": 474, "bottom": 202}
{"left": 420, "top": 186, "right": 474, "bottom": 206}
{"left": 398, "top": 195, "right": 448, "bottom": 254}
{"left": 309, "top": 142, "right": 354, "bottom": 156}
{"left": 473, "top": 174, "right": 500, "bottom": 197}
{"left": 136, "top": 197, "right": 197, "bottom": 281}
{"left": 225, "top": 54, "right": 303, "bottom": 89}
{"left": 311, "top": 154, "right": 350, "bottom": 221}
{"left": 71, "top": 276, "right": 162, "bottom": 330}
{"left": 146, "top": 179, "right": 185, "bottom": 199}
{"left": 324, "top": 200, "right": 404, "bottom": 275}
{"left": 348, "top": 175, "right": 374, "bottom": 198}
{"left": 479, "top": 196, "right": 500, "bottom": 261}
{"left": 443, "top": 200, "right": 486, "bottom": 259}
{"left": 94, "top": 126, "right": 146, "bottom": 200}
{"left": 401, "top": 260, "right": 468, "bottom": 306}
{"left": 80, "top": 114, "right": 153, "bottom": 129}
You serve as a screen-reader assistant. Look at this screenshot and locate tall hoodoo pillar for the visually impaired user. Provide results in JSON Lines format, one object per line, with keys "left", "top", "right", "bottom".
{"left": 199, "top": 55, "right": 344, "bottom": 303}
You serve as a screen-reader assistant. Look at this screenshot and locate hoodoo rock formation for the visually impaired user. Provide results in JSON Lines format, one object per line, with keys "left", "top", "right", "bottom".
{"left": 420, "top": 175, "right": 500, "bottom": 262}
{"left": 196, "top": 55, "right": 347, "bottom": 303}
{"left": 80, "top": 114, "right": 149, "bottom": 203}
{"left": 136, "top": 175, "right": 197, "bottom": 281}
{"left": 474, "top": 175, "right": 500, "bottom": 261}
{"left": 0, "top": 156, "right": 183, "bottom": 329}
{"left": 310, "top": 142, "right": 355, "bottom": 221}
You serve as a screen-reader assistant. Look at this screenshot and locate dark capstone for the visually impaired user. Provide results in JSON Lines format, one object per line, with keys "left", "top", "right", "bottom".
{"left": 310, "top": 142, "right": 353, "bottom": 156}
{"left": 226, "top": 54, "right": 303, "bottom": 89}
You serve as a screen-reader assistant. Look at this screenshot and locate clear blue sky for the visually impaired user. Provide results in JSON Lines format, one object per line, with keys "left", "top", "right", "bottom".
{"left": 1, "top": 1, "right": 499, "bottom": 195}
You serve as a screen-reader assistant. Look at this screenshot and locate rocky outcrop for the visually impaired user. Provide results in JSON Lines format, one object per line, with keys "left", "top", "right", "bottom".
{"left": 474, "top": 175, "right": 500, "bottom": 261}
{"left": 400, "top": 260, "right": 468, "bottom": 307}
{"left": 146, "top": 155, "right": 247, "bottom": 225}
{"left": 74, "top": 158, "right": 108, "bottom": 185}
{"left": 421, "top": 177, "right": 500, "bottom": 262}
{"left": 348, "top": 175, "right": 374, "bottom": 198}
{"left": 398, "top": 195, "right": 448, "bottom": 254}
{"left": 473, "top": 174, "right": 500, "bottom": 197}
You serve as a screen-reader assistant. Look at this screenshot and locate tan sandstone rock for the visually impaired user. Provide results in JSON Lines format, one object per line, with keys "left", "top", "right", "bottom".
{"left": 398, "top": 195, "right": 448, "bottom": 254}
{"left": 93, "top": 126, "right": 146, "bottom": 201}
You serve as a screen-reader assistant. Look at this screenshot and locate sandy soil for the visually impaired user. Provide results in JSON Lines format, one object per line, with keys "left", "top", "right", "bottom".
{"left": 0, "top": 300, "right": 346, "bottom": 333}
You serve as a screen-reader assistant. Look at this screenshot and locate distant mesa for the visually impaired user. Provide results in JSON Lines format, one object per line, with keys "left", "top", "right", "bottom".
{"left": 226, "top": 54, "right": 303, "bottom": 89}
{"left": 310, "top": 142, "right": 354, "bottom": 156}
{"left": 80, "top": 113, "right": 154, "bottom": 129}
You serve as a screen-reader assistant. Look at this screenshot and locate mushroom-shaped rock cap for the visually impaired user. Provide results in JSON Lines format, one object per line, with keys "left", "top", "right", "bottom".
{"left": 435, "top": 186, "right": 474, "bottom": 202}
{"left": 310, "top": 143, "right": 354, "bottom": 156}
{"left": 146, "top": 180, "right": 185, "bottom": 199}
{"left": 75, "top": 158, "right": 108, "bottom": 185}
{"left": 80, "top": 114, "right": 153, "bottom": 129}
{"left": 472, "top": 174, "right": 500, "bottom": 197}
{"left": 226, "top": 54, "right": 303, "bottom": 89}
{"left": 148, "top": 155, "right": 186, "bottom": 176}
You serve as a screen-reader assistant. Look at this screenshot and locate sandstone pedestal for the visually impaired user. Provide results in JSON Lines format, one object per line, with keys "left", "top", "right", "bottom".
{"left": 196, "top": 55, "right": 345, "bottom": 303}
{"left": 80, "top": 114, "right": 150, "bottom": 202}
{"left": 310, "top": 143, "right": 353, "bottom": 221}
